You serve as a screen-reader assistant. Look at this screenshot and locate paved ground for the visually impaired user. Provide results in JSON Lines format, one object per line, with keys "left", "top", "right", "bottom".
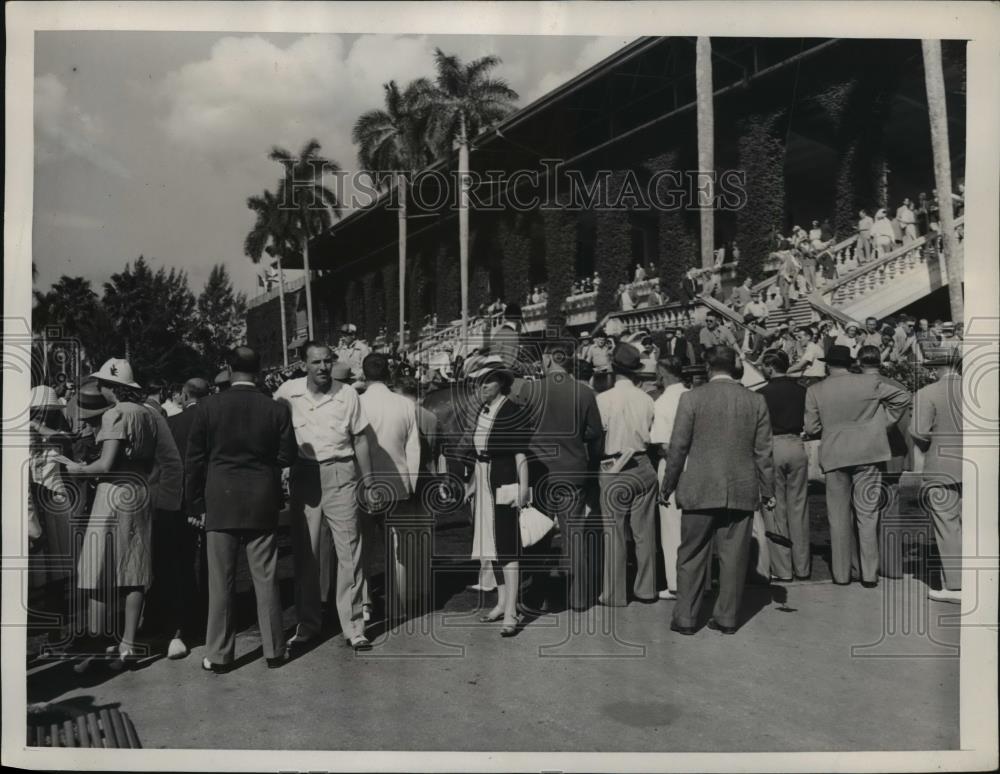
{"left": 25, "top": 490, "right": 963, "bottom": 751}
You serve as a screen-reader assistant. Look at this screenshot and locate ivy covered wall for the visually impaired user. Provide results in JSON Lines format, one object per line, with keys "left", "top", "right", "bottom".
{"left": 497, "top": 213, "right": 532, "bottom": 306}
{"left": 434, "top": 243, "right": 460, "bottom": 323}
{"left": 734, "top": 110, "right": 787, "bottom": 280}
{"left": 645, "top": 151, "right": 699, "bottom": 299}
{"left": 541, "top": 207, "right": 576, "bottom": 323}
{"left": 594, "top": 171, "right": 632, "bottom": 317}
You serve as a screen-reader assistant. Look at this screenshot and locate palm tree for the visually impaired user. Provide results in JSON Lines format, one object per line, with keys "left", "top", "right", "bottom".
{"left": 269, "top": 140, "right": 342, "bottom": 340}
{"left": 424, "top": 49, "right": 518, "bottom": 346}
{"left": 696, "top": 37, "right": 715, "bottom": 270}
{"left": 353, "top": 79, "right": 434, "bottom": 350}
{"left": 921, "top": 40, "right": 963, "bottom": 321}
{"left": 245, "top": 188, "right": 298, "bottom": 367}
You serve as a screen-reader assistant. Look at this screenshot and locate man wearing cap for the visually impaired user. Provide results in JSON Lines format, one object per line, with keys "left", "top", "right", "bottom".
{"left": 213, "top": 370, "right": 231, "bottom": 393}
{"left": 585, "top": 333, "right": 614, "bottom": 374}
{"left": 660, "top": 346, "right": 775, "bottom": 635}
{"left": 358, "top": 352, "right": 422, "bottom": 621}
{"left": 910, "top": 348, "right": 964, "bottom": 603}
{"left": 595, "top": 342, "right": 658, "bottom": 606}
{"left": 274, "top": 341, "right": 375, "bottom": 651}
{"left": 336, "top": 324, "right": 371, "bottom": 381}
{"left": 804, "top": 345, "right": 911, "bottom": 587}
{"left": 186, "top": 347, "right": 296, "bottom": 671}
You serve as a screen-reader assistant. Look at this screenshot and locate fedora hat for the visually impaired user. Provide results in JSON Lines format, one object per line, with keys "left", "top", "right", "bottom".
{"left": 89, "top": 358, "right": 140, "bottom": 388}
{"left": 611, "top": 342, "right": 643, "bottom": 373}
{"left": 819, "top": 345, "right": 854, "bottom": 368}
{"left": 76, "top": 381, "right": 112, "bottom": 419}
{"left": 30, "top": 385, "right": 62, "bottom": 410}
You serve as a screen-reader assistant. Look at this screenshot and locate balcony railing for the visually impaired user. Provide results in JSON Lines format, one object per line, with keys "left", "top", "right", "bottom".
{"left": 247, "top": 276, "right": 305, "bottom": 309}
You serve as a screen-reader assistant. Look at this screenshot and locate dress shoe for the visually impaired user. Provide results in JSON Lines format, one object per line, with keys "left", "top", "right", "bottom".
{"left": 861, "top": 580, "right": 878, "bottom": 589}
{"left": 286, "top": 632, "right": 316, "bottom": 651}
{"left": 631, "top": 595, "right": 658, "bottom": 605}
{"left": 201, "top": 657, "right": 231, "bottom": 674}
{"left": 167, "top": 637, "right": 189, "bottom": 660}
{"left": 266, "top": 651, "right": 290, "bottom": 669}
{"left": 657, "top": 589, "right": 677, "bottom": 600}
{"left": 706, "top": 618, "right": 737, "bottom": 635}
{"left": 928, "top": 588, "right": 962, "bottom": 604}
{"left": 349, "top": 635, "right": 373, "bottom": 651}
{"left": 500, "top": 616, "right": 522, "bottom": 638}
{"left": 669, "top": 621, "right": 696, "bottom": 636}
{"left": 794, "top": 573, "right": 812, "bottom": 581}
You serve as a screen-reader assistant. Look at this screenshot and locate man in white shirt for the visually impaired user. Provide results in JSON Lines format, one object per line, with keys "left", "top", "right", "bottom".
{"left": 358, "top": 353, "right": 422, "bottom": 621}
{"left": 896, "top": 198, "right": 917, "bottom": 244}
{"left": 596, "top": 343, "right": 658, "bottom": 606}
{"left": 650, "top": 356, "right": 689, "bottom": 599}
{"left": 787, "top": 327, "right": 826, "bottom": 379}
{"left": 274, "top": 341, "right": 374, "bottom": 651}
{"left": 335, "top": 324, "right": 371, "bottom": 381}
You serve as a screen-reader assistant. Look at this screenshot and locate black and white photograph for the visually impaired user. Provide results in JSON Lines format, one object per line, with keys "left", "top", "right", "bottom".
{"left": 3, "top": 2, "right": 998, "bottom": 770}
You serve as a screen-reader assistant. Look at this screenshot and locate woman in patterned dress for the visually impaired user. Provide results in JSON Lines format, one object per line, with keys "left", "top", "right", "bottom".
{"left": 65, "top": 359, "right": 158, "bottom": 671}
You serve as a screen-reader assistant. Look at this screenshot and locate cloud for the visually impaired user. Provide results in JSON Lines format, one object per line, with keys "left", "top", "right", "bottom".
{"left": 521, "top": 36, "right": 637, "bottom": 105}
{"left": 34, "top": 74, "right": 130, "bottom": 178}
{"left": 35, "top": 210, "right": 104, "bottom": 230}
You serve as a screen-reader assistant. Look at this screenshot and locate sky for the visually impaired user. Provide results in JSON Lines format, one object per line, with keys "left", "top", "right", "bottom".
{"left": 32, "top": 31, "right": 635, "bottom": 299}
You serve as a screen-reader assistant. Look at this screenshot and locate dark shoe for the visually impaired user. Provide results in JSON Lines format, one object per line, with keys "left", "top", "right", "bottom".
{"left": 285, "top": 632, "right": 316, "bottom": 653}
{"left": 201, "top": 657, "right": 231, "bottom": 674}
{"left": 670, "top": 621, "right": 697, "bottom": 636}
{"left": 266, "top": 651, "right": 290, "bottom": 669}
{"left": 770, "top": 576, "right": 794, "bottom": 584}
{"left": 861, "top": 580, "right": 878, "bottom": 589}
{"left": 706, "top": 618, "right": 738, "bottom": 635}
{"left": 499, "top": 616, "right": 522, "bottom": 638}
{"left": 349, "top": 636, "right": 373, "bottom": 652}
{"left": 631, "top": 596, "right": 658, "bottom": 605}
{"left": 794, "top": 573, "right": 812, "bottom": 581}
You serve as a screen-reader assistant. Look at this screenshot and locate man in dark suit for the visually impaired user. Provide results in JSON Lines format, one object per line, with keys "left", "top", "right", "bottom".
{"left": 521, "top": 336, "right": 604, "bottom": 611}
{"left": 186, "top": 348, "right": 297, "bottom": 671}
{"left": 155, "top": 377, "right": 211, "bottom": 658}
{"left": 661, "top": 345, "right": 775, "bottom": 634}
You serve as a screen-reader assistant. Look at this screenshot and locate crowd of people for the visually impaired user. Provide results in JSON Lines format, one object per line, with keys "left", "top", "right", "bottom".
{"left": 26, "top": 288, "right": 965, "bottom": 674}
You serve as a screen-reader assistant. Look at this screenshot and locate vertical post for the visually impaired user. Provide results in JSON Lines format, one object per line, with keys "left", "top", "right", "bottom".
{"left": 922, "top": 40, "right": 964, "bottom": 322}
{"left": 398, "top": 174, "right": 408, "bottom": 351}
{"left": 458, "top": 113, "right": 470, "bottom": 352}
{"left": 276, "top": 256, "right": 289, "bottom": 368}
{"left": 696, "top": 36, "right": 715, "bottom": 271}
{"left": 301, "top": 223, "right": 315, "bottom": 341}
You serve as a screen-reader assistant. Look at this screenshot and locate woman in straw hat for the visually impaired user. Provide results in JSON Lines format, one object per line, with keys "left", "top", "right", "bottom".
{"left": 457, "top": 356, "right": 533, "bottom": 636}
{"left": 64, "top": 358, "right": 158, "bottom": 671}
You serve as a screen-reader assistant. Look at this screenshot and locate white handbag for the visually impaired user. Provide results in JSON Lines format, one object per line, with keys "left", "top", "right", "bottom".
{"left": 519, "top": 504, "right": 555, "bottom": 548}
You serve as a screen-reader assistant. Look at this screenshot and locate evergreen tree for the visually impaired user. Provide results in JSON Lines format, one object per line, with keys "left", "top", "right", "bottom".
{"left": 195, "top": 264, "right": 248, "bottom": 370}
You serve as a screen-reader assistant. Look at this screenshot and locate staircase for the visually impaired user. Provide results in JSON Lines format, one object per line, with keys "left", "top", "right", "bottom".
{"left": 764, "top": 298, "right": 817, "bottom": 330}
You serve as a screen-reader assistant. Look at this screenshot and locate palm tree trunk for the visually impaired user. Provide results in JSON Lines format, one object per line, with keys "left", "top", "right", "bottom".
{"left": 696, "top": 36, "right": 715, "bottom": 270}
{"left": 301, "top": 219, "right": 315, "bottom": 341}
{"left": 922, "top": 40, "right": 963, "bottom": 322}
{"left": 458, "top": 113, "right": 470, "bottom": 350}
{"left": 276, "top": 255, "right": 289, "bottom": 368}
{"left": 398, "top": 175, "right": 408, "bottom": 352}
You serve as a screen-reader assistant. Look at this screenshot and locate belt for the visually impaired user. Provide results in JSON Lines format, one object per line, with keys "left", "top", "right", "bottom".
{"left": 773, "top": 433, "right": 803, "bottom": 438}
{"left": 298, "top": 455, "right": 355, "bottom": 465}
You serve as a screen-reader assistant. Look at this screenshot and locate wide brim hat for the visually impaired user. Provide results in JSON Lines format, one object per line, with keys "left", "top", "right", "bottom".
{"left": 844, "top": 321, "right": 861, "bottom": 332}
{"left": 464, "top": 354, "right": 514, "bottom": 386}
{"left": 76, "top": 381, "right": 112, "bottom": 418}
{"left": 30, "top": 385, "right": 62, "bottom": 410}
{"left": 819, "top": 344, "right": 854, "bottom": 368}
{"left": 89, "top": 358, "right": 140, "bottom": 389}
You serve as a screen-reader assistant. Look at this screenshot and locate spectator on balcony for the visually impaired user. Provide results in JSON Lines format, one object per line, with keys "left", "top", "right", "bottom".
{"left": 916, "top": 193, "right": 931, "bottom": 237}
{"left": 808, "top": 220, "right": 824, "bottom": 250}
{"left": 698, "top": 312, "right": 738, "bottom": 358}
{"left": 592, "top": 271, "right": 602, "bottom": 293}
{"left": 857, "top": 209, "right": 874, "bottom": 264}
{"left": 731, "top": 242, "right": 741, "bottom": 262}
{"left": 647, "top": 261, "right": 657, "bottom": 278}
{"left": 871, "top": 209, "right": 896, "bottom": 258}
{"left": 487, "top": 297, "right": 505, "bottom": 317}
{"left": 618, "top": 283, "right": 635, "bottom": 312}
{"left": 491, "top": 303, "right": 522, "bottom": 370}
{"left": 777, "top": 250, "right": 801, "bottom": 311}
{"left": 682, "top": 267, "right": 701, "bottom": 302}
{"left": 729, "top": 276, "right": 753, "bottom": 314}
{"left": 645, "top": 285, "right": 664, "bottom": 307}
{"left": 897, "top": 198, "right": 918, "bottom": 244}
{"left": 634, "top": 263, "right": 646, "bottom": 283}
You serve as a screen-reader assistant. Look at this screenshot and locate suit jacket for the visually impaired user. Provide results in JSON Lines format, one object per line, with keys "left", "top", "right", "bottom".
{"left": 804, "top": 372, "right": 911, "bottom": 472}
{"left": 167, "top": 403, "right": 199, "bottom": 515}
{"left": 521, "top": 371, "right": 604, "bottom": 477}
{"left": 661, "top": 378, "right": 774, "bottom": 511}
{"left": 185, "top": 385, "right": 297, "bottom": 531}
{"left": 359, "top": 382, "right": 420, "bottom": 501}
{"left": 910, "top": 373, "right": 962, "bottom": 485}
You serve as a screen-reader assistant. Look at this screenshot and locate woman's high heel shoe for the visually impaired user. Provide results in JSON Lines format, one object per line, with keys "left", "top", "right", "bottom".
{"left": 500, "top": 616, "right": 522, "bottom": 637}
{"left": 478, "top": 609, "right": 504, "bottom": 623}
{"left": 108, "top": 643, "right": 139, "bottom": 672}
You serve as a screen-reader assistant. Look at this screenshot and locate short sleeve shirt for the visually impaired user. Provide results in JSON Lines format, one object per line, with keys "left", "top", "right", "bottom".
{"left": 96, "top": 402, "right": 158, "bottom": 473}
{"left": 597, "top": 379, "right": 655, "bottom": 455}
{"left": 801, "top": 342, "right": 827, "bottom": 377}
{"left": 273, "top": 377, "right": 368, "bottom": 461}
{"left": 650, "top": 383, "right": 690, "bottom": 445}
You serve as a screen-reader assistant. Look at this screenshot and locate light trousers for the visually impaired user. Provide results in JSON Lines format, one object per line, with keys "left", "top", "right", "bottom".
{"left": 767, "top": 435, "right": 811, "bottom": 579}
{"left": 825, "top": 463, "right": 882, "bottom": 584}
{"left": 205, "top": 529, "right": 284, "bottom": 664}
{"left": 656, "top": 459, "right": 682, "bottom": 592}
{"left": 923, "top": 483, "right": 962, "bottom": 590}
{"left": 599, "top": 456, "right": 658, "bottom": 605}
{"left": 289, "top": 460, "right": 365, "bottom": 641}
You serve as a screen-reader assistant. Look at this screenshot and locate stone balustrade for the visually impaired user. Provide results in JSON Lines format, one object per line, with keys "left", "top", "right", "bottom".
{"left": 247, "top": 275, "right": 305, "bottom": 310}
{"left": 821, "top": 216, "right": 964, "bottom": 308}
{"left": 607, "top": 300, "right": 700, "bottom": 335}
